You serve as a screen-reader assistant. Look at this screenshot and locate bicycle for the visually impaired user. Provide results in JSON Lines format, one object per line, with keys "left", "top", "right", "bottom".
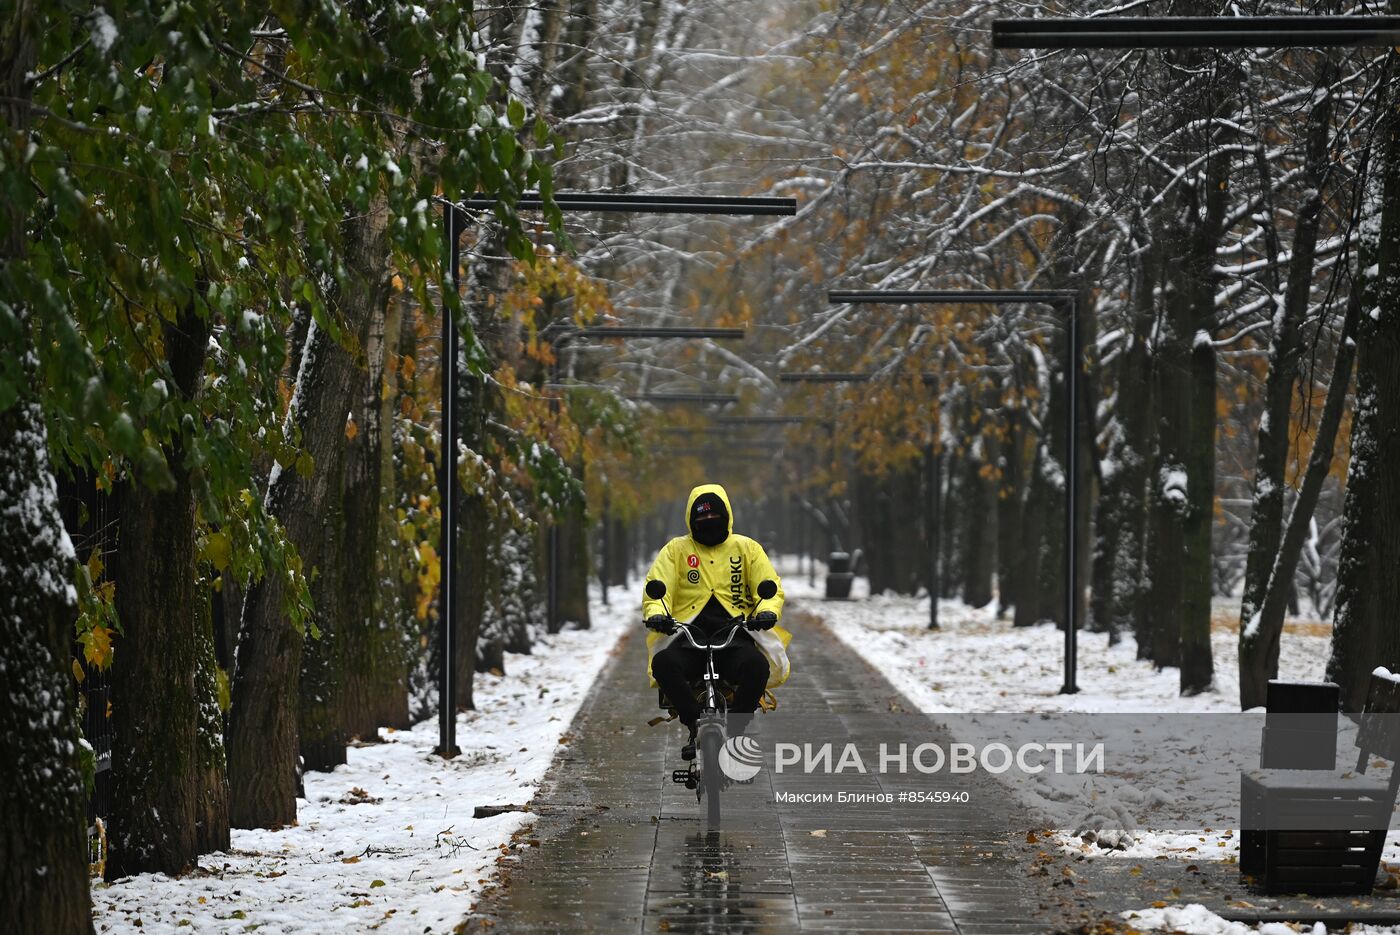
{"left": 644, "top": 577, "right": 778, "bottom": 829}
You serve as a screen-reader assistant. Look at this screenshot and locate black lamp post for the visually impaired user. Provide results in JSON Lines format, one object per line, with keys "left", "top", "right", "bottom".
{"left": 629, "top": 392, "right": 741, "bottom": 404}
{"left": 437, "top": 192, "right": 793, "bottom": 757}
{"left": 992, "top": 15, "right": 1400, "bottom": 50}
{"left": 827, "top": 289, "right": 1083, "bottom": 694}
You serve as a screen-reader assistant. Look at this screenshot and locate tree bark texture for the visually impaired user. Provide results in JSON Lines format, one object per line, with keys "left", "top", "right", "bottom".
{"left": 856, "top": 464, "right": 926, "bottom": 596}
{"left": 1240, "top": 294, "right": 1359, "bottom": 708}
{"left": 995, "top": 408, "right": 1026, "bottom": 617}
{"left": 1237, "top": 71, "right": 1336, "bottom": 707}
{"left": 108, "top": 303, "right": 221, "bottom": 877}
{"left": 557, "top": 491, "right": 594, "bottom": 628}
{"left": 0, "top": 401, "right": 92, "bottom": 933}
{"left": 0, "top": 6, "right": 93, "bottom": 928}
{"left": 1328, "top": 61, "right": 1400, "bottom": 711}
{"left": 960, "top": 426, "right": 998, "bottom": 610}
{"left": 1090, "top": 244, "right": 1157, "bottom": 643}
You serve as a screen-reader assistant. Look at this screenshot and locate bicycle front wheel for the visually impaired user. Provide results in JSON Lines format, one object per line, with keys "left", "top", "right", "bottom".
{"left": 700, "top": 730, "right": 723, "bottom": 829}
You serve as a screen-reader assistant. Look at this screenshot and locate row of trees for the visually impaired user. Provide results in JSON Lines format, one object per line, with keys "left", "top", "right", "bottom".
{"left": 7, "top": 0, "right": 1400, "bottom": 930}
{"left": 551, "top": 0, "right": 1399, "bottom": 711}
{"left": 0, "top": 1, "right": 717, "bottom": 930}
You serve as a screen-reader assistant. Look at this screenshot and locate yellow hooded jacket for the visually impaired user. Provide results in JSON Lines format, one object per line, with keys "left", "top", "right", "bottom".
{"left": 641, "top": 483, "right": 792, "bottom": 689}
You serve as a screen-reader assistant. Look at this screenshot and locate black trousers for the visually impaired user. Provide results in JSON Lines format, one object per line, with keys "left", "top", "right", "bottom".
{"left": 652, "top": 636, "right": 770, "bottom": 731}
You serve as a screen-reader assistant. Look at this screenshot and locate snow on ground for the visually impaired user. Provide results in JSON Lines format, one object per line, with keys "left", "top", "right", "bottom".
{"left": 787, "top": 571, "right": 1400, "bottom": 932}
{"left": 791, "top": 576, "right": 1285, "bottom": 858}
{"left": 92, "top": 593, "right": 632, "bottom": 935}
{"left": 788, "top": 576, "right": 1330, "bottom": 715}
{"left": 1121, "top": 903, "right": 1400, "bottom": 935}
{"left": 792, "top": 571, "right": 1400, "bottom": 932}
{"left": 1121, "top": 904, "right": 1324, "bottom": 934}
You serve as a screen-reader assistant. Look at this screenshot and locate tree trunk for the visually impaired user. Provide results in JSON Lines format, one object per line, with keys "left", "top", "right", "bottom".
{"left": 1090, "top": 243, "right": 1157, "bottom": 644}
{"left": 961, "top": 426, "right": 997, "bottom": 610}
{"left": 1237, "top": 74, "right": 1336, "bottom": 708}
{"left": 995, "top": 408, "right": 1026, "bottom": 618}
{"left": 192, "top": 585, "right": 230, "bottom": 855}
{"left": 108, "top": 303, "right": 215, "bottom": 877}
{"left": 1013, "top": 444, "right": 1050, "bottom": 628}
{"left": 557, "top": 494, "right": 594, "bottom": 627}
{"left": 1327, "top": 68, "right": 1400, "bottom": 711}
{"left": 0, "top": 10, "right": 93, "bottom": 929}
{"left": 606, "top": 513, "right": 631, "bottom": 587}
{"left": 298, "top": 517, "right": 346, "bottom": 772}
{"left": 1180, "top": 325, "right": 1218, "bottom": 695}
{"left": 0, "top": 399, "right": 92, "bottom": 932}
{"left": 939, "top": 447, "right": 965, "bottom": 600}
{"left": 1032, "top": 353, "right": 1071, "bottom": 629}
{"left": 1240, "top": 294, "right": 1359, "bottom": 708}
{"left": 454, "top": 491, "right": 489, "bottom": 709}
{"left": 857, "top": 464, "right": 924, "bottom": 596}
{"left": 340, "top": 291, "right": 396, "bottom": 742}
{"left": 229, "top": 322, "right": 353, "bottom": 827}
{"left": 229, "top": 193, "right": 391, "bottom": 821}
{"left": 1145, "top": 281, "right": 1190, "bottom": 668}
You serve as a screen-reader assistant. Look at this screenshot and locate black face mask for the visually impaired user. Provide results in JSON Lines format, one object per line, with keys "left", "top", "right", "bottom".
{"left": 689, "top": 494, "right": 729, "bottom": 547}
{"left": 692, "top": 520, "right": 728, "bottom": 547}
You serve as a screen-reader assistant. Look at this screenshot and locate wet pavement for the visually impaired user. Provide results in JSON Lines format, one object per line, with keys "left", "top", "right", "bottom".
{"left": 468, "top": 605, "right": 1068, "bottom": 933}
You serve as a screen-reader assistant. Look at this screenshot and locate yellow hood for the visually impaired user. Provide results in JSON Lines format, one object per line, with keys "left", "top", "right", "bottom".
{"left": 686, "top": 483, "right": 733, "bottom": 541}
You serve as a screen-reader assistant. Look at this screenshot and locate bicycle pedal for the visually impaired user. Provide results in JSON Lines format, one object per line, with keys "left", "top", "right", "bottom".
{"left": 671, "top": 769, "right": 692, "bottom": 785}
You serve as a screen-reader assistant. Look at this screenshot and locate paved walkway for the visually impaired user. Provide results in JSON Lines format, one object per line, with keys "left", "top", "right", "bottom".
{"left": 469, "top": 604, "right": 1069, "bottom": 933}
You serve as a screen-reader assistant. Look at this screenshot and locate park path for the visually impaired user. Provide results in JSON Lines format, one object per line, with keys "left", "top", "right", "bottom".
{"left": 468, "top": 601, "right": 1070, "bottom": 934}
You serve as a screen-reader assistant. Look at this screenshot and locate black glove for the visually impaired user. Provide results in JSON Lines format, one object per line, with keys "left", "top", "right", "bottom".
{"left": 750, "top": 611, "right": 778, "bottom": 631}
{"left": 645, "top": 614, "right": 676, "bottom": 634}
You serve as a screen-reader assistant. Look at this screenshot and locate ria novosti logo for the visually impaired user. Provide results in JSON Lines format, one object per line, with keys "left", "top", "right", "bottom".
{"left": 718, "top": 735, "right": 764, "bottom": 781}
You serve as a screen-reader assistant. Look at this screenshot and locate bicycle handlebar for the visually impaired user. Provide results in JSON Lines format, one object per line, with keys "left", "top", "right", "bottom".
{"left": 670, "top": 620, "right": 747, "bottom": 651}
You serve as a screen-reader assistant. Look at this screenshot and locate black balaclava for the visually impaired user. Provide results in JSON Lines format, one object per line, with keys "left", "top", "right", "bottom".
{"left": 689, "top": 492, "right": 729, "bottom": 547}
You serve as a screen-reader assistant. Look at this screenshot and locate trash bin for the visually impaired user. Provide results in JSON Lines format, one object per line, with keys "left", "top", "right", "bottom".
{"left": 828, "top": 551, "right": 851, "bottom": 574}
{"left": 1260, "top": 680, "right": 1339, "bottom": 770}
{"left": 826, "top": 572, "right": 854, "bottom": 599}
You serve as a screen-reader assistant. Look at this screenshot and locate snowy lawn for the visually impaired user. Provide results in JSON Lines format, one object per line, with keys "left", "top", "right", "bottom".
{"left": 1121, "top": 903, "right": 1399, "bottom": 935}
{"left": 91, "top": 594, "right": 632, "bottom": 934}
{"left": 791, "top": 578, "right": 1330, "bottom": 715}
{"left": 790, "top": 574, "right": 1400, "bottom": 933}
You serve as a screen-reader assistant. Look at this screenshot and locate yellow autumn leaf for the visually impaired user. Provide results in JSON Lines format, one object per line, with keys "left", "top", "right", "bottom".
{"left": 72, "top": 658, "right": 86, "bottom": 684}
{"left": 201, "top": 531, "right": 232, "bottom": 572}
{"left": 82, "top": 624, "right": 113, "bottom": 668}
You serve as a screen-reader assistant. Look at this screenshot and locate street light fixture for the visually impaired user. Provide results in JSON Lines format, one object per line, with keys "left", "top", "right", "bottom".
{"left": 436, "top": 193, "right": 791, "bottom": 757}
{"left": 991, "top": 15, "right": 1400, "bottom": 50}
{"left": 714, "top": 416, "right": 814, "bottom": 425}
{"left": 460, "top": 192, "right": 797, "bottom": 215}
{"left": 828, "top": 288, "right": 1083, "bottom": 693}
{"left": 629, "top": 392, "right": 741, "bottom": 404}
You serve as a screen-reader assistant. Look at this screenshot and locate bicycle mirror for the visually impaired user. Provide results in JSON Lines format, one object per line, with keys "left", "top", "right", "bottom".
{"left": 645, "top": 580, "right": 667, "bottom": 600}
{"left": 756, "top": 580, "right": 777, "bottom": 600}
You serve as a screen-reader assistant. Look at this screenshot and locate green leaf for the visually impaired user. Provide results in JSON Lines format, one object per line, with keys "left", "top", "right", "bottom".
{"left": 507, "top": 98, "right": 526, "bottom": 129}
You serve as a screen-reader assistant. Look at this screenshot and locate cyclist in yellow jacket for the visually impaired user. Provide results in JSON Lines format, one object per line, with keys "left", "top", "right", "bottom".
{"left": 642, "top": 483, "right": 791, "bottom": 760}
